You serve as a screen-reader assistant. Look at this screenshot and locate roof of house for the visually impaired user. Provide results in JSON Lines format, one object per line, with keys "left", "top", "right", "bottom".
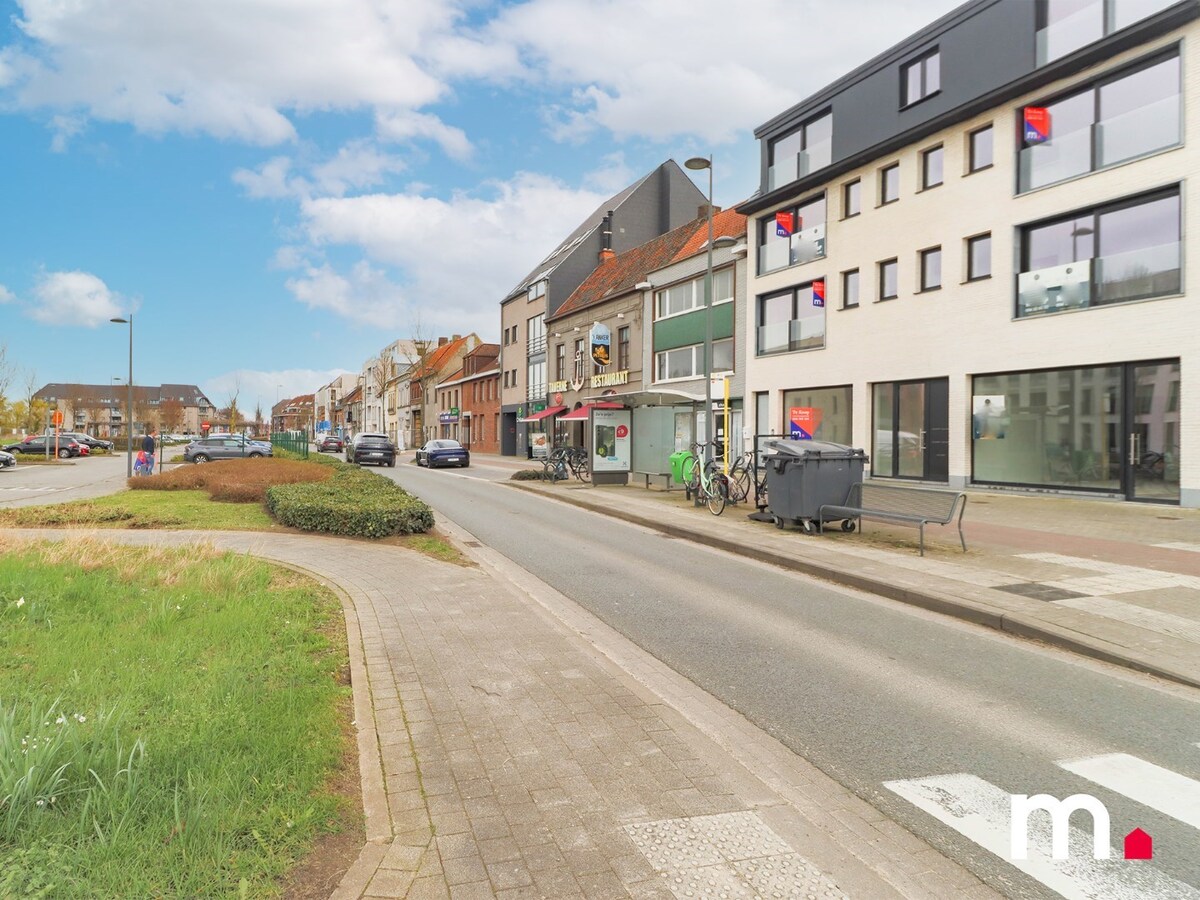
{"left": 549, "top": 207, "right": 746, "bottom": 322}
{"left": 412, "top": 336, "right": 472, "bottom": 380}
{"left": 33, "top": 383, "right": 212, "bottom": 405}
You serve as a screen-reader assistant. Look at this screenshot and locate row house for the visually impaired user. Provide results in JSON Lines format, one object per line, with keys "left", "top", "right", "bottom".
{"left": 271, "top": 394, "right": 314, "bottom": 434}
{"left": 315, "top": 373, "right": 358, "bottom": 435}
{"left": 739, "top": 0, "right": 1197, "bottom": 506}
{"left": 433, "top": 343, "right": 501, "bottom": 451}
{"left": 499, "top": 160, "right": 709, "bottom": 457}
{"left": 538, "top": 208, "right": 748, "bottom": 483}
{"left": 33, "top": 382, "right": 215, "bottom": 438}
{"left": 409, "top": 334, "right": 481, "bottom": 445}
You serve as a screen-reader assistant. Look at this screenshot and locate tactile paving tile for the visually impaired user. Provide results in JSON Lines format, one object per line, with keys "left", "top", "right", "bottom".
{"left": 735, "top": 856, "right": 848, "bottom": 899}
{"left": 624, "top": 811, "right": 850, "bottom": 899}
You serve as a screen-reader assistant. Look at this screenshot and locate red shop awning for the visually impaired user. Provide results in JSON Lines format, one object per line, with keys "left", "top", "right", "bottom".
{"left": 516, "top": 405, "right": 566, "bottom": 423}
{"left": 558, "top": 402, "right": 624, "bottom": 421}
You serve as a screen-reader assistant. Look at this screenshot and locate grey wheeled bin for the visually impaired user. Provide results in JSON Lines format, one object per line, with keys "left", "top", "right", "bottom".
{"left": 763, "top": 440, "right": 867, "bottom": 534}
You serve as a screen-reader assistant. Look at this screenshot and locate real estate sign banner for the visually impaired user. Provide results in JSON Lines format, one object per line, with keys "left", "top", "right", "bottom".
{"left": 789, "top": 406, "right": 822, "bottom": 440}
{"left": 592, "top": 408, "right": 631, "bottom": 472}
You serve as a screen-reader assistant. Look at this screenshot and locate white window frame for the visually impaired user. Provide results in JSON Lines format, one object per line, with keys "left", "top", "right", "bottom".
{"left": 653, "top": 339, "right": 734, "bottom": 384}
{"left": 654, "top": 267, "right": 735, "bottom": 321}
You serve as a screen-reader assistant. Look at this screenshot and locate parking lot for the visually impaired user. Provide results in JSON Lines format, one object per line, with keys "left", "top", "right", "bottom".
{"left": 0, "top": 451, "right": 134, "bottom": 507}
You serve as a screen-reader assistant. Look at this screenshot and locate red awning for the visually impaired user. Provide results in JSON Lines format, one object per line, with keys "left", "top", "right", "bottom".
{"left": 558, "top": 402, "right": 623, "bottom": 421}
{"left": 516, "top": 405, "right": 566, "bottom": 423}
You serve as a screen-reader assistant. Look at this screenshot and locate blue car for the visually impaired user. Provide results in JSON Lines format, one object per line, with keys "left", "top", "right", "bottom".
{"left": 416, "top": 439, "right": 470, "bottom": 469}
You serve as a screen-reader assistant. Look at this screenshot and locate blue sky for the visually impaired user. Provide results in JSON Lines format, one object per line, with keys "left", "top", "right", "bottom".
{"left": 0, "top": 0, "right": 960, "bottom": 414}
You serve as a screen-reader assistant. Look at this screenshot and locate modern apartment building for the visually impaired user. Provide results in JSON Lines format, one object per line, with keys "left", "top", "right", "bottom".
{"left": 740, "top": 0, "right": 1196, "bottom": 505}
{"left": 33, "top": 382, "right": 215, "bottom": 437}
{"left": 499, "top": 160, "right": 709, "bottom": 456}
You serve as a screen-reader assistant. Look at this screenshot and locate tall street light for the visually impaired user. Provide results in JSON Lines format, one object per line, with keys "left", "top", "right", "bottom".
{"left": 110, "top": 315, "right": 133, "bottom": 477}
{"left": 684, "top": 156, "right": 738, "bottom": 468}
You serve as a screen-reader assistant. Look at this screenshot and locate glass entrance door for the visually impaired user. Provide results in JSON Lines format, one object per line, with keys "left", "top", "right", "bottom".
{"left": 873, "top": 378, "right": 949, "bottom": 480}
{"left": 1126, "top": 361, "right": 1180, "bottom": 502}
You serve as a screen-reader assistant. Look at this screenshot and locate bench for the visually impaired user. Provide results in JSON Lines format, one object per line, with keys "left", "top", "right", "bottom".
{"left": 818, "top": 482, "right": 967, "bottom": 556}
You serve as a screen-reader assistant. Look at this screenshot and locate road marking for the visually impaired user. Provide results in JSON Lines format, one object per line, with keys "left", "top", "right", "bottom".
{"left": 1019, "top": 552, "right": 1200, "bottom": 591}
{"left": 884, "top": 773, "right": 1199, "bottom": 899}
{"left": 1054, "top": 596, "right": 1200, "bottom": 644}
{"left": 0, "top": 486, "right": 60, "bottom": 492}
{"left": 1060, "top": 753, "right": 1200, "bottom": 830}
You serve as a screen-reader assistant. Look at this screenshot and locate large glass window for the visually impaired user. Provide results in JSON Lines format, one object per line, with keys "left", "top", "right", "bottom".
{"left": 768, "top": 110, "right": 833, "bottom": 190}
{"left": 781, "top": 386, "right": 852, "bottom": 444}
{"left": 757, "top": 193, "right": 826, "bottom": 275}
{"left": 756, "top": 280, "right": 826, "bottom": 355}
{"left": 654, "top": 340, "right": 734, "bottom": 382}
{"left": 527, "top": 314, "right": 546, "bottom": 354}
{"left": 655, "top": 267, "right": 734, "bottom": 317}
{"left": 902, "top": 49, "right": 940, "bottom": 107}
{"left": 1037, "top": 0, "right": 1175, "bottom": 66}
{"left": 1018, "top": 52, "right": 1180, "bottom": 192}
{"left": 1017, "top": 188, "right": 1180, "bottom": 316}
{"left": 973, "top": 366, "right": 1121, "bottom": 491}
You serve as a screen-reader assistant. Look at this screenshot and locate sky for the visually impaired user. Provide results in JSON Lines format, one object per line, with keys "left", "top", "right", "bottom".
{"left": 0, "top": 0, "right": 963, "bottom": 415}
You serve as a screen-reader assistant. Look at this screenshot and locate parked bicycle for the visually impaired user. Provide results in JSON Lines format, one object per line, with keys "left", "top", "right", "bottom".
{"left": 542, "top": 446, "right": 591, "bottom": 483}
{"left": 683, "top": 442, "right": 729, "bottom": 516}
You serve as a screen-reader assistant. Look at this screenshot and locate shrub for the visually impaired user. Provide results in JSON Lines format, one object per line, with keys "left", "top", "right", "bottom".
{"left": 129, "top": 459, "right": 330, "bottom": 503}
{"left": 265, "top": 469, "right": 433, "bottom": 538}
{"left": 510, "top": 469, "right": 545, "bottom": 481}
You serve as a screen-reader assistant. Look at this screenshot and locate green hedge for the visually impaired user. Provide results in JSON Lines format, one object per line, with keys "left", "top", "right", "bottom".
{"left": 265, "top": 467, "right": 434, "bottom": 538}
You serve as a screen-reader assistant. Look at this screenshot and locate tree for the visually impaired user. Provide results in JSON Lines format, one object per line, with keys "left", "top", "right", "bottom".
{"left": 226, "top": 380, "right": 242, "bottom": 434}
{"left": 254, "top": 402, "right": 264, "bottom": 436}
{"left": 160, "top": 398, "right": 185, "bottom": 434}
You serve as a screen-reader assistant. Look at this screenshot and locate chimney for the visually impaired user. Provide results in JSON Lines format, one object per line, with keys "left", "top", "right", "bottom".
{"left": 438, "top": 336, "right": 448, "bottom": 347}
{"left": 452, "top": 334, "right": 461, "bottom": 341}
{"left": 599, "top": 210, "right": 615, "bottom": 262}
{"left": 698, "top": 203, "right": 722, "bottom": 219}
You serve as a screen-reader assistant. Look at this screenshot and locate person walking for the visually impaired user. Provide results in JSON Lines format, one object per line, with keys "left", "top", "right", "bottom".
{"left": 138, "top": 427, "right": 157, "bottom": 476}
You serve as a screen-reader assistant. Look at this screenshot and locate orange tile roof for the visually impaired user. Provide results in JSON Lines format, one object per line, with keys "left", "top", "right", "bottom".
{"left": 413, "top": 336, "right": 470, "bottom": 379}
{"left": 670, "top": 207, "right": 748, "bottom": 262}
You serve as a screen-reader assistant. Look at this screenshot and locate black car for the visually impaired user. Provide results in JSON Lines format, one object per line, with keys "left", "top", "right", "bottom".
{"left": 61, "top": 432, "right": 114, "bottom": 452}
{"left": 347, "top": 433, "right": 396, "bottom": 467}
{"left": 416, "top": 439, "right": 470, "bottom": 468}
{"left": 318, "top": 434, "right": 344, "bottom": 453}
{"left": 0, "top": 449, "right": 15, "bottom": 469}
{"left": 3, "top": 435, "right": 82, "bottom": 459}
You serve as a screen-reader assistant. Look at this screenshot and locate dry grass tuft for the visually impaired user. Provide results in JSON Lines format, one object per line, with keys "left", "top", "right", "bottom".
{"left": 130, "top": 458, "right": 332, "bottom": 503}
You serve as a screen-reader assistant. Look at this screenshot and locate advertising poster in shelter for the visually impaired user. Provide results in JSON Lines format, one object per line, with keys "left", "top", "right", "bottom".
{"left": 592, "top": 408, "right": 631, "bottom": 472}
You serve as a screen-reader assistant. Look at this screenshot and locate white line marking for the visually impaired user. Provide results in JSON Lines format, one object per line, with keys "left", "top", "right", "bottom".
{"left": 884, "top": 773, "right": 1200, "bottom": 899}
{"left": 1060, "top": 754, "right": 1200, "bottom": 830}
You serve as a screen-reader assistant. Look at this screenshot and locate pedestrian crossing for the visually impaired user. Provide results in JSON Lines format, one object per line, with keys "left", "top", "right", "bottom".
{"left": 884, "top": 744, "right": 1200, "bottom": 899}
{"left": 0, "top": 485, "right": 59, "bottom": 492}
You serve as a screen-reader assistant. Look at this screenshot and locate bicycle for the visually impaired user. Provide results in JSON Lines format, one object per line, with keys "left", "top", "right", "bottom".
{"left": 542, "top": 446, "right": 591, "bottom": 484}
{"left": 683, "top": 442, "right": 729, "bottom": 516}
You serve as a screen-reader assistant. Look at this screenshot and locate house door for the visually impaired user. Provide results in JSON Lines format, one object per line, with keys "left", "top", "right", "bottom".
{"left": 872, "top": 378, "right": 949, "bottom": 481}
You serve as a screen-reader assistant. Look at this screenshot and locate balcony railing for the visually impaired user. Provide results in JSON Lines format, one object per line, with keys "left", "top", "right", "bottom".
{"left": 756, "top": 317, "right": 826, "bottom": 355}
{"left": 1017, "top": 245, "right": 1180, "bottom": 317}
{"left": 767, "top": 140, "right": 832, "bottom": 191}
{"left": 758, "top": 223, "right": 826, "bottom": 275}
{"left": 528, "top": 335, "right": 547, "bottom": 355}
{"left": 526, "top": 383, "right": 547, "bottom": 403}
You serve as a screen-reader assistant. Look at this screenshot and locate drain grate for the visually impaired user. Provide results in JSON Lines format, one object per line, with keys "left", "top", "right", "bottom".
{"left": 464, "top": 540, "right": 482, "bottom": 547}
{"left": 996, "top": 582, "right": 1088, "bottom": 602}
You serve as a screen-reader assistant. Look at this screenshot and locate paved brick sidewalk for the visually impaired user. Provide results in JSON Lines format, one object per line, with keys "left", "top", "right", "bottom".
{"left": 11, "top": 528, "right": 995, "bottom": 900}
{"left": 508, "top": 478, "right": 1200, "bottom": 689}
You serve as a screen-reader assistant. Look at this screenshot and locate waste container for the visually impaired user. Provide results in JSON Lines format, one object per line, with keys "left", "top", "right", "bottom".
{"left": 669, "top": 450, "right": 695, "bottom": 487}
{"left": 763, "top": 440, "right": 867, "bottom": 534}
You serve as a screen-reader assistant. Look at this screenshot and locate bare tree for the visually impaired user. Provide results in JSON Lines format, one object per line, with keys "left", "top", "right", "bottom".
{"left": 0, "top": 343, "right": 15, "bottom": 408}
{"left": 22, "top": 369, "right": 46, "bottom": 434}
{"left": 226, "top": 379, "right": 242, "bottom": 434}
{"left": 160, "top": 398, "right": 185, "bottom": 434}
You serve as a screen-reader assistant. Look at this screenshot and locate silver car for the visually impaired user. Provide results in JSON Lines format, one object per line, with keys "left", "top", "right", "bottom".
{"left": 184, "top": 436, "right": 273, "bottom": 463}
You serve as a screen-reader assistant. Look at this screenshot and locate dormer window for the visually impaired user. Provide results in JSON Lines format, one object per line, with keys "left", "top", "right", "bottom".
{"left": 768, "top": 110, "right": 832, "bottom": 190}
{"left": 901, "top": 49, "right": 940, "bottom": 108}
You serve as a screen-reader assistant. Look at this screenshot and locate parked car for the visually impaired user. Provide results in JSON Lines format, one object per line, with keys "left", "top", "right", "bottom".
{"left": 0, "top": 449, "right": 15, "bottom": 469}
{"left": 2, "top": 435, "right": 82, "bottom": 458}
{"left": 346, "top": 432, "right": 396, "bottom": 467}
{"left": 61, "top": 432, "right": 114, "bottom": 452}
{"left": 416, "top": 439, "right": 470, "bottom": 469}
{"left": 318, "top": 434, "right": 344, "bottom": 453}
{"left": 184, "top": 436, "right": 273, "bottom": 463}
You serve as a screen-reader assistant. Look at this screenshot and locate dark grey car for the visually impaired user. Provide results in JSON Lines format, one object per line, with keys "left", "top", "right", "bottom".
{"left": 184, "top": 437, "right": 273, "bottom": 463}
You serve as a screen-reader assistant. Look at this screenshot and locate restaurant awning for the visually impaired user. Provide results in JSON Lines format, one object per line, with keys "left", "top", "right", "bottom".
{"left": 516, "top": 405, "right": 566, "bottom": 423}
{"left": 558, "top": 402, "right": 624, "bottom": 421}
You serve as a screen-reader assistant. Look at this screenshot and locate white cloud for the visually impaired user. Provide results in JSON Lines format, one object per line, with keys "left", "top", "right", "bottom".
{"left": 311, "top": 141, "right": 410, "bottom": 195}
{"left": 232, "top": 156, "right": 308, "bottom": 200}
{"left": 0, "top": 284, "right": 14, "bottom": 304}
{"left": 375, "top": 110, "right": 472, "bottom": 161}
{"left": 201, "top": 367, "right": 353, "bottom": 417}
{"left": 4, "top": 0, "right": 462, "bottom": 144}
{"left": 270, "top": 245, "right": 310, "bottom": 271}
{"left": 28, "top": 271, "right": 125, "bottom": 327}
{"left": 294, "top": 171, "right": 608, "bottom": 335}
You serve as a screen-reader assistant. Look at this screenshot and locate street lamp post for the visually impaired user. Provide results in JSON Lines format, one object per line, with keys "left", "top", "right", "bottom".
{"left": 110, "top": 315, "right": 133, "bottom": 477}
{"left": 685, "top": 156, "right": 716, "bottom": 468}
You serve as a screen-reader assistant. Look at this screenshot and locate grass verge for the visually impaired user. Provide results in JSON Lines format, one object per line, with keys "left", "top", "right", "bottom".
{"left": 129, "top": 458, "right": 331, "bottom": 503}
{"left": 0, "top": 490, "right": 278, "bottom": 531}
{"left": 0, "top": 538, "right": 353, "bottom": 898}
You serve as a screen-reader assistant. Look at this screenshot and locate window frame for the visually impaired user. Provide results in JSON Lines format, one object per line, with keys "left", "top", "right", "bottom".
{"left": 966, "top": 233, "right": 992, "bottom": 282}
{"left": 755, "top": 278, "right": 828, "bottom": 356}
{"left": 841, "top": 269, "right": 860, "bottom": 309}
{"left": 919, "top": 246, "right": 943, "bottom": 292}
{"left": 654, "top": 266, "right": 735, "bottom": 319}
{"left": 920, "top": 145, "right": 944, "bottom": 190}
{"left": 879, "top": 163, "right": 900, "bottom": 205}
{"left": 968, "top": 125, "right": 994, "bottom": 173}
{"left": 617, "top": 325, "right": 630, "bottom": 371}
{"left": 653, "top": 339, "right": 735, "bottom": 383}
{"left": 842, "top": 179, "right": 861, "bottom": 218}
{"left": 767, "top": 108, "right": 833, "bottom": 187}
{"left": 878, "top": 259, "right": 899, "bottom": 301}
{"left": 901, "top": 48, "right": 941, "bottom": 108}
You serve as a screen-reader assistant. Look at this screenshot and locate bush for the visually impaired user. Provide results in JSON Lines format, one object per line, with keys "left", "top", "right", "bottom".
{"left": 265, "top": 469, "right": 433, "bottom": 538}
{"left": 510, "top": 469, "right": 545, "bottom": 481}
{"left": 129, "top": 458, "right": 330, "bottom": 503}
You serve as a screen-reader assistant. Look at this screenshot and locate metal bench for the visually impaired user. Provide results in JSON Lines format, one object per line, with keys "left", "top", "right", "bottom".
{"left": 818, "top": 482, "right": 967, "bottom": 556}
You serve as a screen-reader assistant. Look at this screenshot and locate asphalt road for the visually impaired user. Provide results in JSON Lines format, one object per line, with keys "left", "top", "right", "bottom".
{"left": 382, "top": 460, "right": 1200, "bottom": 899}
{"left": 0, "top": 450, "right": 133, "bottom": 507}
